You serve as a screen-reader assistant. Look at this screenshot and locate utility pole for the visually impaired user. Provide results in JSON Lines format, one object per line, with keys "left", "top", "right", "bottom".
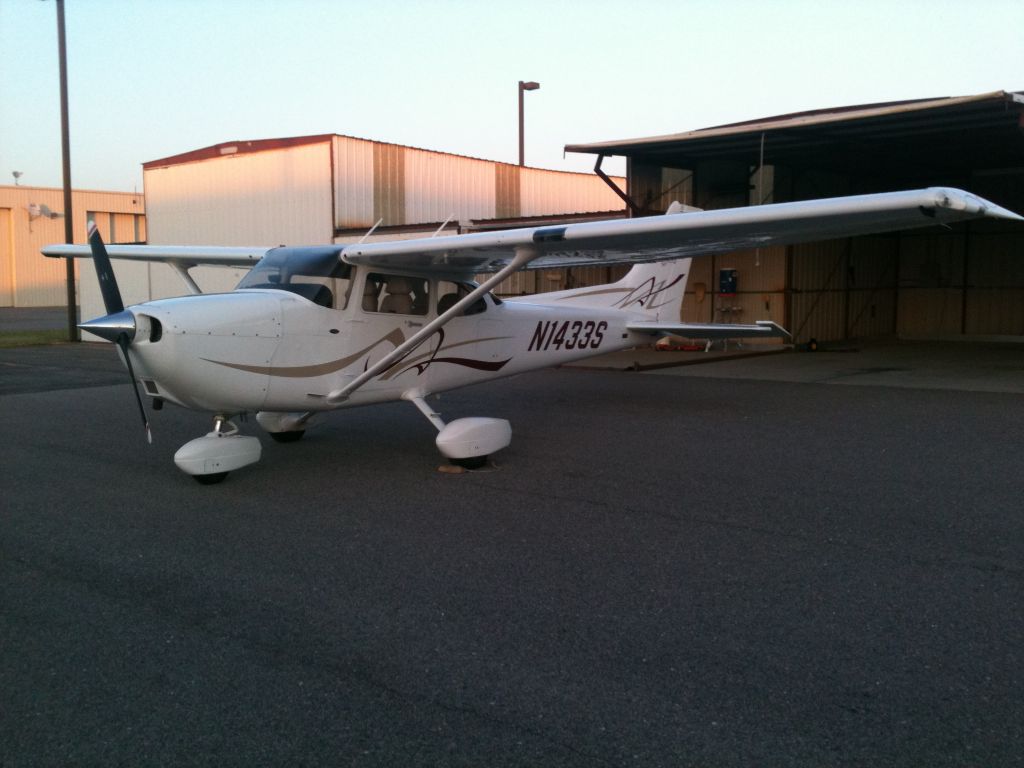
{"left": 56, "top": 0, "right": 78, "bottom": 341}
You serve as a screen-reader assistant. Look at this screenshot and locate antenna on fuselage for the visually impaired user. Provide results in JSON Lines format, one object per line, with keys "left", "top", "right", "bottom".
{"left": 431, "top": 214, "right": 455, "bottom": 238}
{"left": 357, "top": 218, "right": 384, "bottom": 244}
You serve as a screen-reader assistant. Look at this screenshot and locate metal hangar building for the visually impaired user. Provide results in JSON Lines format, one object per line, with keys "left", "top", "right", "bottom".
{"left": 79, "top": 134, "right": 626, "bottom": 321}
{"left": 566, "top": 90, "right": 1024, "bottom": 345}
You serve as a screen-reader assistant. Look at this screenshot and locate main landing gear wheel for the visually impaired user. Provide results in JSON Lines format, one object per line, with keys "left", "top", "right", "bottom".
{"left": 269, "top": 430, "right": 305, "bottom": 443}
{"left": 452, "top": 455, "right": 488, "bottom": 470}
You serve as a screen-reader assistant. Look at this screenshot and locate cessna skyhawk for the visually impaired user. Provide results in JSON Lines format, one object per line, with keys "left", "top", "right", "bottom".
{"left": 44, "top": 188, "right": 1020, "bottom": 483}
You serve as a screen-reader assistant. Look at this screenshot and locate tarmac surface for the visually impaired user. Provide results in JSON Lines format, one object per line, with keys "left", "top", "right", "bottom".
{"left": 2, "top": 341, "right": 1023, "bottom": 766}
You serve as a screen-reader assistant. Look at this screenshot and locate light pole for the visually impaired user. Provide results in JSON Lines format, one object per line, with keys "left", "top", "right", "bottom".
{"left": 518, "top": 80, "right": 539, "bottom": 167}
{"left": 54, "top": 0, "right": 78, "bottom": 341}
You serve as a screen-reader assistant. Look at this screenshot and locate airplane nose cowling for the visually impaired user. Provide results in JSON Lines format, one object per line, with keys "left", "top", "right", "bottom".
{"left": 79, "top": 309, "right": 137, "bottom": 343}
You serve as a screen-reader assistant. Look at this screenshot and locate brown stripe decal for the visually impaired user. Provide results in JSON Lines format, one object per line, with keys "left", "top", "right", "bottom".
{"left": 203, "top": 328, "right": 405, "bottom": 378}
{"left": 203, "top": 328, "right": 513, "bottom": 381}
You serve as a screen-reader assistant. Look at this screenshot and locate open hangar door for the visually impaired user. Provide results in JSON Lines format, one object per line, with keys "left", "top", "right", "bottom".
{"left": 566, "top": 91, "right": 1024, "bottom": 345}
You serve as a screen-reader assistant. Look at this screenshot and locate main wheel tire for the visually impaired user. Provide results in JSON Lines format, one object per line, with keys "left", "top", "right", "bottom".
{"left": 452, "top": 455, "right": 487, "bottom": 470}
{"left": 269, "top": 430, "right": 305, "bottom": 443}
{"left": 193, "top": 471, "right": 229, "bottom": 485}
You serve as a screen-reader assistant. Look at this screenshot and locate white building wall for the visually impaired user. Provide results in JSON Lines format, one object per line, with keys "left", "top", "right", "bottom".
{"left": 0, "top": 185, "right": 145, "bottom": 308}
{"left": 404, "top": 148, "right": 496, "bottom": 224}
{"left": 519, "top": 167, "right": 623, "bottom": 216}
{"left": 144, "top": 142, "right": 333, "bottom": 245}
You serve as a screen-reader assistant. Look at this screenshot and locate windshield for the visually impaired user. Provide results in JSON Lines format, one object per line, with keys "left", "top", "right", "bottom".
{"left": 236, "top": 246, "right": 350, "bottom": 308}
{"left": 237, "top": 246, "right": 345, "bottom": 288}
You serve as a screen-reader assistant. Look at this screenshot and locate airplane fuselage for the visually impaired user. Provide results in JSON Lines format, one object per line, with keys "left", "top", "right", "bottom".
{"left": 122, "top": 288, "right": 648, "bottom": 415}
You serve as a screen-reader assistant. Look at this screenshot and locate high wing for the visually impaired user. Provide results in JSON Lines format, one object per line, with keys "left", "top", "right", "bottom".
{"left": 341, "top": 187, "right": 1021, "bottom": 276}
{"left": 41, "top": 244, "right": 273, "bottom": 296}
{"left": 42, "top": 189, "right": 1018, "bottom": 279}
{"left": 41, "top": 244, "right": 270, "bottom": 267}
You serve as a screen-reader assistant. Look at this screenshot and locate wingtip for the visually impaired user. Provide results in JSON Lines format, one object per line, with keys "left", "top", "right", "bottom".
{"left": 929, "top": 187, "right": 1024, "bottom": 222}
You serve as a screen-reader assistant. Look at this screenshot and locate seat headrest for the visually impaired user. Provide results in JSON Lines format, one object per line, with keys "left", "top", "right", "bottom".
{"left": 385, "top": 277, "right": 413, "bottom": 294}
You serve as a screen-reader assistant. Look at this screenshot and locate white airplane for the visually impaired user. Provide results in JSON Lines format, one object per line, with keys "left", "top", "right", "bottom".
{"left": 44, "top": 187, "right": 1020, "bottom": 483}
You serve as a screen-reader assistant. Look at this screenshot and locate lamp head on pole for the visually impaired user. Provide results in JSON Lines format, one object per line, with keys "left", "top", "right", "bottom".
{"left": 518, "top": 81, "right": 541, "bottom": 167}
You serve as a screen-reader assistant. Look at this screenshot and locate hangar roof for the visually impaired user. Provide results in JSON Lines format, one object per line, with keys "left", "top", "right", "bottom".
{"left": 143, "top": 134, "right": 334, "bottom": 169}
{"left": 144, "top": 134, "right": 622, "bottom": 179}
{"left": 564, "top": 90, "right": 1024, "bottom": 174}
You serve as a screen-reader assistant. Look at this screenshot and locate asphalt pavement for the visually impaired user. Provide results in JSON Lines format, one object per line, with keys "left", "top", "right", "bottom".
{"left": 1, "top": 342, "right": 1022, "bottom": 766}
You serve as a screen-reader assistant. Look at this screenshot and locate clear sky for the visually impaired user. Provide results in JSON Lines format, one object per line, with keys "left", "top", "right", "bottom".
{"left": 1, "top": 0, "right": 1021, "bottom": 192}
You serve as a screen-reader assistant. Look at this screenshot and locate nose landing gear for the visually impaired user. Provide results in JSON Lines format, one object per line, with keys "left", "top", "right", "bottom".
{"left": 174, "top": 415, "right": 262, "bottom": 484}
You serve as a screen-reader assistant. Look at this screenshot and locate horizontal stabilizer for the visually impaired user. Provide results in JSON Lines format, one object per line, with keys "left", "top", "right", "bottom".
{"left": 627, "top": 319, "right": 790, "bottom": 340}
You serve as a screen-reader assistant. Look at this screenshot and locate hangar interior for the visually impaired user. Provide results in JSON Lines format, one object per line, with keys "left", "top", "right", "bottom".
{"left": 567, "top": 90, "right": 1024, "bottom": 344}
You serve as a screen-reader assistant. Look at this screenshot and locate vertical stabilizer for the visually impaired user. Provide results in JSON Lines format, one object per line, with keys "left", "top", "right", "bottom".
{"left": 510, "top": 257, "right": 691, "bottom": 321}
{"left": 512, "top": 202, "right": 699, "bottom": 320}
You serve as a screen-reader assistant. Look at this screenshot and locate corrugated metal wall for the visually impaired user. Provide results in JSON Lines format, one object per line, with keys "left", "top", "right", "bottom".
{"left": 963, "top": 223, "right": 1024, "bottom": 335}
{"left": 145, "top": 141, "right": 333, "bottom": 245}
{"left": 0, "top": 186, "right": 145, "bottom": 307}
{"left": 333, "top": 137, "right": 375, "bottom": 228}
{"left": 331, "top": 135, "right": 624, "bottom": 229}
{"left": 894, "top": 221, "right": 1024, "bottom": 340}
{"left": 404, "top": 146, "right": 495, "bottom": 224}
{"left": 373, "top": 142, "right": 407, "bottom": 225}
{"left": 784, "top": 224, "right": 1024, "bottom": 344}
{"left": 519, "top": 168, "right": 625, "bottom": 217}
{"left": 788, "top": 235, "right": 902, "bottom": 344}
{"left": 495, "top": 165, "right": 520, "bottom": 219}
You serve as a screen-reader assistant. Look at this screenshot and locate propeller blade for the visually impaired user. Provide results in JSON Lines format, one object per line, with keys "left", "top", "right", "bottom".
{"left": 117, "top": 333, "right": 152, "bottom": 444}
{"left": 88, "top": 222, "right": 124, "bottom": 315}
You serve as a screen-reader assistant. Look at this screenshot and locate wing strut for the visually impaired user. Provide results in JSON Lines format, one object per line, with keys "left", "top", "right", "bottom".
{"left": 325, "top": 246, "right": 537, "bottom": 404}
{"left": 168, "top": 261, "right": 203, "bottom": 295}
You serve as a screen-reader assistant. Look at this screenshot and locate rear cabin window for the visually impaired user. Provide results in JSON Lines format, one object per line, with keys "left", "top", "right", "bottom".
{"left": 362, "top": 274, "right": 429, "bottom": 315}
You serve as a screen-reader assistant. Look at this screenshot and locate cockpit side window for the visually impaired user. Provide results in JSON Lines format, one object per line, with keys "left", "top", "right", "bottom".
{"left": 291, "top": 263, "right": 351, "bottom": 310}
{"left": 436, "top": 281, "right": 488, "bottom": 316}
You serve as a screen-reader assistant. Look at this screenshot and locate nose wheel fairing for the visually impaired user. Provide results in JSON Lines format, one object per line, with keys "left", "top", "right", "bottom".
{"left": 173, "top": 417, "right": 261, "bottom": 484}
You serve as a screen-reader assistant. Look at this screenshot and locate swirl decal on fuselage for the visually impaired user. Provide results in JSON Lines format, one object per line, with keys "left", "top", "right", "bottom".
{"left": 204, "top": 326, "right": 512, "bottom": 380}
{"left": 381, "top": 327, "right": 513, "bottom": 380}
